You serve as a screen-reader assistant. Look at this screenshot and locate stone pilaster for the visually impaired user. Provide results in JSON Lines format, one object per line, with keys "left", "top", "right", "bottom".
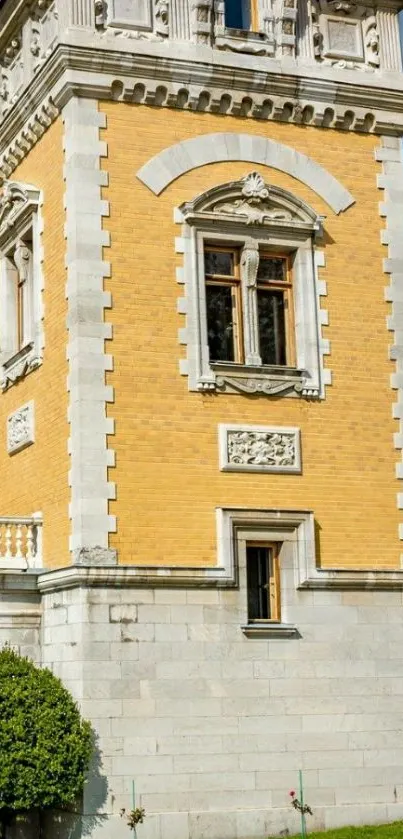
{"left": 63, "top": 97, "right": 116, "bottom": 565}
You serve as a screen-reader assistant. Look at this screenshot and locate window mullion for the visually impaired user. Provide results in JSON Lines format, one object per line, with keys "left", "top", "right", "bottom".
{"left": 240, "top": 238, "right": 262, "bottom": 366}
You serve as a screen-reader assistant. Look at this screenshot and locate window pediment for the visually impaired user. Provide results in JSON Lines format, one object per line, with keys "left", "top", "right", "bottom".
{"left": 180, "top": 172, "right": 324, "bottom": 234}
{"left": 0, "top": 181, "right": 40, "bottom": 245}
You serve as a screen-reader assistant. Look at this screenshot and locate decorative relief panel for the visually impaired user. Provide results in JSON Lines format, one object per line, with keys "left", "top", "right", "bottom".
{"left": 311, "top": 0, "right": 380, "bottom": 70}
{"left": 7, "top": 401, "right": 35, "bottom": 455}
{"left": 219, "top": 424, "right": 301, "bottom": 473}
{"left": 107, "top": 0, "right": 153, "bottom": 30}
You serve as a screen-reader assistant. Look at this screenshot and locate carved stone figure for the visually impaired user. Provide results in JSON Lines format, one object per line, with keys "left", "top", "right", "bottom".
{"left": 94, "top": 0, "right": 107, "bottom": 28}
{"left": 14, "top": 240, "right": 31, "bottom": 284}
{"left": 156, "top": 0, "right": 169, "bottom": 35}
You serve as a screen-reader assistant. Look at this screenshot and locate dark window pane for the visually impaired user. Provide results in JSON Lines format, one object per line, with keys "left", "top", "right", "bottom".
{"left": 204, "top": 250, "right": 234, "bottom": 277}
{"left": 257, "top": 290, "right": 286, "bottom": 365}
{"left": 257, "top": 257, "right": 286, "bottom": 283}
{"left": 225, "top": 0, "right": 250, "bottom": 29}
{"left": 247, "top": 546, "right": 271, "bottom": 620}
{"left": 206, "top": 285, "right": 235, "bottom": 362}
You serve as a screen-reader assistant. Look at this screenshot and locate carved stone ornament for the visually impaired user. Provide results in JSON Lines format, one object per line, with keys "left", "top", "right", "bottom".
{"left": 180, "top": 172, "right": 323, "bottom": 233}
{"left": 219, "top": 424, "right": 301, "bottom": 473}
{"left": 0, "top": 181, "right": 40, "bottom": 244}
{"left": 155, "top": 0, "right": 169, "bottom": 36}
{"left": 1, "top": 345, "right": 41, "bottom": 391}
{"left": 7, "top": 401, "right": 35, "bottom": 455}
{"left": 311, "top": 0, "right": 380, "bottom": 70}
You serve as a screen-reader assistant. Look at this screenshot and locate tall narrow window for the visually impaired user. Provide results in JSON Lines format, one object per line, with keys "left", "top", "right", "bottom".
{"left": 246, "top": 543, "right": 280, "bottom": 622}
{"left": 257, "top": 255, "right": 293, "bottom": 366}
{"left": 224, "top": 0, "right": 258, "bottom": 30}
{"left": 205, "top": 247, "right": 243, "bottom": 363}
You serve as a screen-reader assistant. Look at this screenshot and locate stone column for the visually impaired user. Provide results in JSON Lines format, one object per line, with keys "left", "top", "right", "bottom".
{"left": 240, "top": 239, "right": 261, "bottom": 367}
{"left": 56, "top": 0, "right": 95, "bottom": 30}
{"left": 170, "top": 0, "right": 191, "bottom": 39}
{"left": 377, "top": 7, "right": 402, "bottom": 72}
{"left": 296, "top": 0, "right": 315, "bottom": 59}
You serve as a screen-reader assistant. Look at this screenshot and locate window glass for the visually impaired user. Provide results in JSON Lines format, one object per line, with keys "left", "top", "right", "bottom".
{"left": 205, "top": 250, "right": 234, "bottom": 277}
{"left": 246, "top": 544, "right": 280, "bottom": 621}
{"left": 257, "top": 290, "right": 286, "bottom": 366}
{"left": 206, "top": 285, "right": 235, "bottom": 362}
{"left": 257, "top": 256, "right": 287, "bottom": 283}
{"left": 224, "top": 0, "right": 250, "bottom": 29}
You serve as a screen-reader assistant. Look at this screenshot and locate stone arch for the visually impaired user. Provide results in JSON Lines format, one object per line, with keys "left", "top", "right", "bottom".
{"left": 136, "top": 132, "right": 355, "bottom": 215}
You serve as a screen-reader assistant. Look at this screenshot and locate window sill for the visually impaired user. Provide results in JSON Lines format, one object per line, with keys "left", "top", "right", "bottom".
{"left": 1, "top": 343, "right": 41, "bottom": 391}
{"left": 215, "top": 27, "right": 275, "bottom": 56}
{"left": 197, "top": 363, "right": 318, "bottom": 398}
{"left": 242, "top": 622, "right": 300, "bottom": 639}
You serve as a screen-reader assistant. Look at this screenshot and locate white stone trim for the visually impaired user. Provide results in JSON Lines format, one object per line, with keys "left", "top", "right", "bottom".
{"left": 0, "top": 182, "right": 45, "bottom": 390}
{"left": 63, "top": 97, "right": 117, "bottom": 565}
{"left": 37, "top": 505, "right": 403, "bottom": 592}
{"left": 378, "top": 136, "right": 403, "bottom": 549}
{"left": 175, "top": 178, "right": 329, "bottom": 399}
{"left": 218, "top": 424, "right": 302, "bottom": 473}
{"left": 315, "top": 248, "right": 332, "bottom": 393}
{"left": 7, "top": 401, "right": 35, "bottom": 454}
{"left": 136, "top": 132, "right": 355, "bottom": 214}
{"left": 217, "top": 507, "right": 403, "bottom": 591}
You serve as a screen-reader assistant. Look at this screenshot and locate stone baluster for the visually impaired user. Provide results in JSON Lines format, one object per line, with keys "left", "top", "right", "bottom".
{"left": 26, "top": 524, "right": 34, "bottom": 563}
{"left": 15, "top": 524, "right": 23, "bottom": 560}
{"left": 4, "top": 524, "right": 12, "bottom": 561}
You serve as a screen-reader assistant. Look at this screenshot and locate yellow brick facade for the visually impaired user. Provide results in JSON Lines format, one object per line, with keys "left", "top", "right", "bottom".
{"left": 101, "top": 103, "right": 400, "bottom": 569}
{"left": 0, "top": 118, "right": 70, "bottom": 567}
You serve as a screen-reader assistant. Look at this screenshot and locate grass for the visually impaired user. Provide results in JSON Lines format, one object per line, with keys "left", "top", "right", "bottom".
{"left": 284, "top": 824, "right": 403, "bottom": 839}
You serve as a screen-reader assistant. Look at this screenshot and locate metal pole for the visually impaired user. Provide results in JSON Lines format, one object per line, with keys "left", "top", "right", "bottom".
{"left": 299, "top": 769, "right": 306, "bottom": 839}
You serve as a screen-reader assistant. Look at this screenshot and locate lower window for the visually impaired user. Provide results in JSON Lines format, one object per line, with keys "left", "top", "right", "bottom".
{"left": 246, "top": 542, "right": 280, "bottom": 622}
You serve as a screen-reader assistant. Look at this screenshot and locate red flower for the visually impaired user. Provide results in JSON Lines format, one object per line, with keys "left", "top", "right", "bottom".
{"left": 289, "top": 790, "right": 296, "bottom": 797}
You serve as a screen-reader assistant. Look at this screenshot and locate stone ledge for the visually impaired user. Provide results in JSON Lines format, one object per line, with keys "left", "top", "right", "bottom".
{"left": 298, "top": 568, "right": 403, "bottom": 590}
{"left": 241, "top": 623, "right": 300, "bottom": 638}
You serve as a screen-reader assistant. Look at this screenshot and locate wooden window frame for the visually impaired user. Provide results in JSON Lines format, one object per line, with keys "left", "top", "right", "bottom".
{"left": 204, "top": 244, "right": 295, "bottom": 370}
{"left": 258, "top": 252, "right": 295, "bottom": 368}
{"left": 246, "top": 540, "right": 281, "bottom": 623}
{"left": 205, "top": 245, "right": 244, "bottom": 364}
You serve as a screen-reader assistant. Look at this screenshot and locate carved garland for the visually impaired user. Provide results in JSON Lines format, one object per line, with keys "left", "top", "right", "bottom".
{"left": 219, "top": 424, "right": 302, "bottom": 472}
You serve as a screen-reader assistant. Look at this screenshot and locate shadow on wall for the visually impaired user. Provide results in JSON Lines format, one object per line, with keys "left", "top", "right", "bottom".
{"left": 42, "top": 734, "right": 109, "bottom": 839}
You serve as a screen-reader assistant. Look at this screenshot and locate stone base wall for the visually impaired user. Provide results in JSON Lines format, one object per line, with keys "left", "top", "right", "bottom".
{"left": 36, "top": 563, "right": 403, "bottom": 839}
{"left": 0, "top": 573, "right": 41, "bottom": 662}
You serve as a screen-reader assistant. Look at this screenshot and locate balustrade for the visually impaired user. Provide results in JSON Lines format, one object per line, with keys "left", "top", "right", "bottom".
{"left": 0, "top": 515, "right": 43, "bottom": 570}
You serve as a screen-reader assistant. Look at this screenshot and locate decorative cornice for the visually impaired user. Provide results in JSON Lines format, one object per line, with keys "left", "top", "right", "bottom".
{"left": 37, "top": 563, "right": 238, "bottom": 593}
{"left": 0, "top": 39, "right": 401, "bottom": 185}
{"left": 0, "top": 98, "right": 59, "bottom": 184}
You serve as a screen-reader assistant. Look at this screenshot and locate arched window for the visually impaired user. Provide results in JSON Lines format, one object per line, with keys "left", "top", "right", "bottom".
{"left": 177, "top": 172, "right": 326, "bottom": 399}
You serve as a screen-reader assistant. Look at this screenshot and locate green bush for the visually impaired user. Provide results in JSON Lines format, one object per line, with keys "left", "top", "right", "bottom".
{"left": 0, "top": 646, "right": 92, "bottom": 832}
